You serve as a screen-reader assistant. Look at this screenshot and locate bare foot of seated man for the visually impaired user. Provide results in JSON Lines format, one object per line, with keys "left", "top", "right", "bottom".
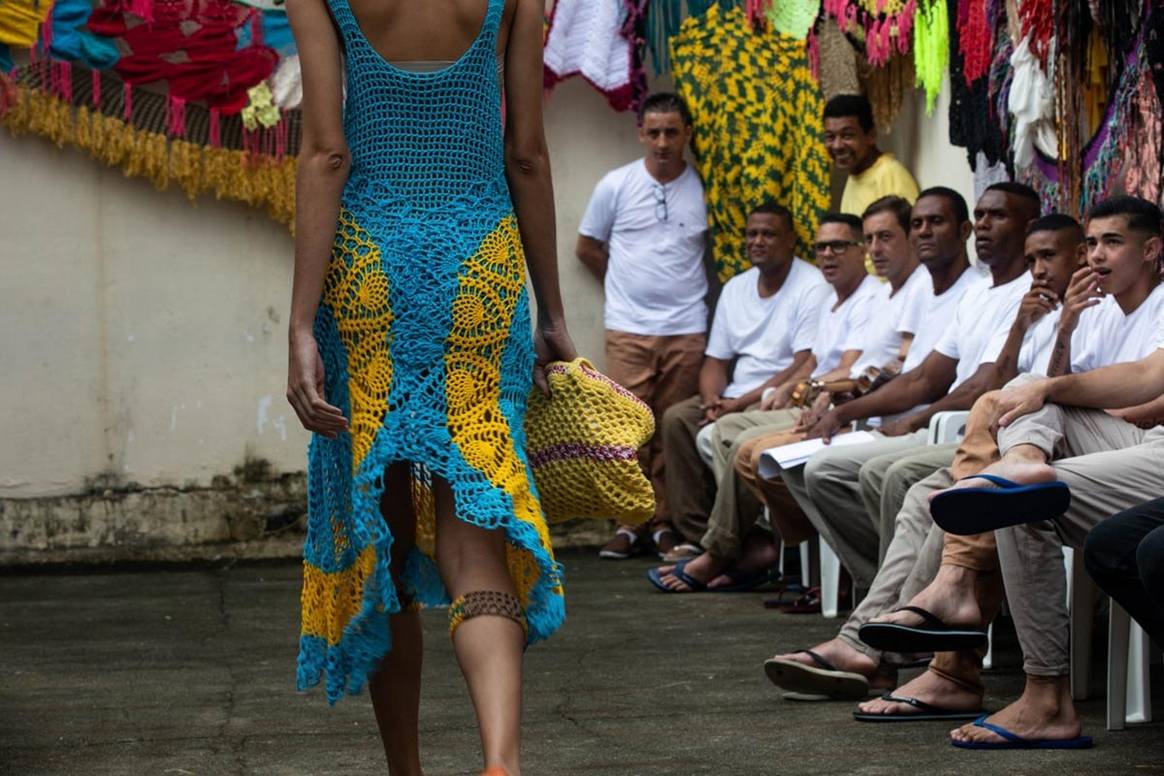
{"left": 855, "top": 656, "right": 983, "bottom": 719}
{"left": 767, "top": 638, "right": 894, "bottom": 693}
{"left": 870, "top": 444, "right": 1056, "bottom": 633}
{"left": 949, "top": 676, "right": 1084, "bottom": 747}
{"left": 654, "top": 531, "right": 780, "bottom": 591}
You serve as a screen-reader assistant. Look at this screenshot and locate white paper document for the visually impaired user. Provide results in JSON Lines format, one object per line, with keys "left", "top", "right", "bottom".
{"left": 757, "top": 431, "right": 879, "bottom": 477}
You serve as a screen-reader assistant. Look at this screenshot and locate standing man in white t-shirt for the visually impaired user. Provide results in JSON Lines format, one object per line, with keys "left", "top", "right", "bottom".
{"left": 577, "top": 93, "right": 710, "bottom": 560}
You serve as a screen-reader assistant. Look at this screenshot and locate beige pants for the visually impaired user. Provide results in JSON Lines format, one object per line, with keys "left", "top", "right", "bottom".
{"left": 778, "top": 432, "right": 927, "bottom": 589}
{"left": 858, "top": 444, "right": 960, "bottom": 564}
{"left": 995, "top": 397, "right": 1164, "bottom": 676}
{"left": 605, "top": 330, "right": 705, "bottom": 529}
{"left": 697, "top": 409, "right": 802, "bottom": 559}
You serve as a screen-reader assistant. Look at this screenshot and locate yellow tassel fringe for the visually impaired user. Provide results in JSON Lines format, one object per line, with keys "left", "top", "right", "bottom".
{"left": 1, "top": 84, "right": 297, "bottom": 229}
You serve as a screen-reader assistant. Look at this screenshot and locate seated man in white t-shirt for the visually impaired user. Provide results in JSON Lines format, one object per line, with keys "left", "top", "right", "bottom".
{"left": 846, "top": 198, "right": 1164, "bottom": 727}
{"left": 659, "top": 202, "right": 829, "bottom": 553}
{"left": 763, "top": 213, "right": 1089, "bottom": 704}
{"left": 576, "top": 93, "right": 711, "bottom": 560}
{"left": 651, "top": 212, "right": 884, "bottom": 591}
{"left": 770, "top": 184, "right": 1039, "bottom": 594}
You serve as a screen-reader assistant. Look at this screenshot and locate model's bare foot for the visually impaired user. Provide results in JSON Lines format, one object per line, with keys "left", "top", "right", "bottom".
{"left": 707, "top": 533, "right": 779, "bottom": 589}
{"left": 770, "top": 639, "right": 892, "bottom": 688}
{"left": 929, "top": 448, "right": 1057, "bottom": 504}
{"left": 870, "top": 565, "right": 983, "bottom": 629}
{"left": 856, "top": 667, "right": 981, "bottom": 716}
{"left": 950, "top": 676, "right": 1081, "bottom": 744}
{"left": 656, "top": 551, "right": 726, "bottom": 591}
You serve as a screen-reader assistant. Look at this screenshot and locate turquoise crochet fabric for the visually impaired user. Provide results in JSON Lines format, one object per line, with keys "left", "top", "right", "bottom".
{"left": 297, "top": 0, "right": 565, "bottom": 705}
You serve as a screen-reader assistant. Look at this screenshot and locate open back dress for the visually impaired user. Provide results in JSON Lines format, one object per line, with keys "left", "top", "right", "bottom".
{"left": 297, "top": 0, "right": 564, "bottom": 704}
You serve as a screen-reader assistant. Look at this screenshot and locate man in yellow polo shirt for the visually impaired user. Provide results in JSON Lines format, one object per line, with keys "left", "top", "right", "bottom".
{"left": 824, "top": 94, "right": 920, "bottom": 216}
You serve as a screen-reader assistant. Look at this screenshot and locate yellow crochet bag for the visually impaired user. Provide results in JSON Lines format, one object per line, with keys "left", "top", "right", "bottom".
{"left": 524, "top": 358, "right": 655, "bottom": 525}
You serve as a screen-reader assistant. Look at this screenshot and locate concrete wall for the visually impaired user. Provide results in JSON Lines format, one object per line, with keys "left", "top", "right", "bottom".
{"left": 0, "top": 70, "right": 976, "bottom": 560}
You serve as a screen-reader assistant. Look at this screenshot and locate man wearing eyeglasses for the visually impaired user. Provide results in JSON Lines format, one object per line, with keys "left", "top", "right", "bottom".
{"left": 577, "top": 93, "right": 711, "bottom": 560}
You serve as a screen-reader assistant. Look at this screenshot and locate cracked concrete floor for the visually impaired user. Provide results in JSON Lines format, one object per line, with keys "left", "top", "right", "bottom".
{"left": 2, "top": 551, "right": 1162, "bottom": 775}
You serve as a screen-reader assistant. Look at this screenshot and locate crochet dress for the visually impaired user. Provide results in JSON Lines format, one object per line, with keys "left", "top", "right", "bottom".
{"left": 297, "top": 0, "right": 564, "bottom": 704}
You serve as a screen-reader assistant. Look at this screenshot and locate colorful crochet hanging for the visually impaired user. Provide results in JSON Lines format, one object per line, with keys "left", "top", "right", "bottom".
{"left": 823, "top": 0, "right": 918, "bottom": 67}
{"left": 1020, "top": 14, "right": 1150, "bottom": 215}
{"left": 543, "top": 0, "right": 647, "bottom": 112}
{"left": 913, "top": 0, "right": 949, "bottom": 113}
{"left": 670, "top": 4, "right": 831, "bottom": 280}
{"left": 0, "top": 0, "right": 301, "bottom": 228}
{"left": 946, "top": 0, "right": 1011, "bottom": 170}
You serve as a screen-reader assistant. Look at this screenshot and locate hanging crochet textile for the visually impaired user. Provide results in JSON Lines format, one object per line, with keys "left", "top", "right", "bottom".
{"left": 670, "top": 4, "right": 830, "bottom": 280}
{"left": 946, "top": 0, "right": 1011, "bottom": 170}
{"left": 1, "top": 0, "right": 300, "bottom": 227}
{"left": 543, "top": 0, "right": 646, "bottom": 112}
{"left": 823, "top": 0, "right": 917, "bottom": 67}
{"left": 913, "top": 0, "right": 948, "bottom": 113}
{"left": 300, "top": 0, "right": 563, "bottom": 704}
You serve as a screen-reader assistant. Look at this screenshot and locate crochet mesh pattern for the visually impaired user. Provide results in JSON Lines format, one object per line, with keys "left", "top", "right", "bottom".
{"left": 525, "top": 358, "right": 655, "bottom": 525}
{"left": 297, "top": 0, "right": 564, "bottom": 705}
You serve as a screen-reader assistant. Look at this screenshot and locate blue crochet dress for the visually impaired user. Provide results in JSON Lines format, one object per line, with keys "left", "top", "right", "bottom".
{"left": 297, "top": 0, "right": 564, "bottom": 704}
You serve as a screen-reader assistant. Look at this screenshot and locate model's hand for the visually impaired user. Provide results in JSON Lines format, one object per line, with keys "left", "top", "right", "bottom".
{"left": 287, "top": 329, "right": 349, "bottom": 439}
{"left": 806, "top": 409, "right": 845, "bottom": 443}
{"left": 996, "top": 379, "right": 1051, "bottom": 428}
{"left": 698, "top": 397, "right": 723, "bottom": 426}
{"left": 534, "top": 320, "right": 579, "bottom": 395}
{"left": 794, "top": 392, "right": 830, "bottom": 433}
{"left": 718, "top": 396, "right": 748, "bottom": 416}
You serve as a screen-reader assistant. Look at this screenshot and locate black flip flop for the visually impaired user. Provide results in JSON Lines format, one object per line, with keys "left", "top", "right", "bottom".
{"left": 852, "top": 692, "right": 986, "bottom": 723}
{"left": 930, "top": 474, "right": 1070, "bottom": 535}
{"left": 857, "top": 605, "right": 988, "bottom": 652}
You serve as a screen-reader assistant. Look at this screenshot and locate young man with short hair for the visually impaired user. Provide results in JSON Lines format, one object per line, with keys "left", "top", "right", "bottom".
{"left": 577, "top": 93, "right": 709, "bottom": 559}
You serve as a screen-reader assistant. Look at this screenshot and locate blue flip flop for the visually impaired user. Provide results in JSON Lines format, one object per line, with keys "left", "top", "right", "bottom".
{"left": 931, "top": 474, "right": 1071, "bottom": 536}
{"left": 708, "top": 565, "right": 782, "bottom": 593}
{"left": 646, "top": 558, "right": 707, "bottom": 593}
{"left": 952, "top": 714, "right": 1093, "bottom": 749}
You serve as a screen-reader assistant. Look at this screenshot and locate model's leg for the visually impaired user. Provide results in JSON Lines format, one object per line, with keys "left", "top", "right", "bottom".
{"left": 369, "top": 463, "right": 424, "bottom": 776}
{"left": 434, "top": 480, "right": 526, "bottom": 776}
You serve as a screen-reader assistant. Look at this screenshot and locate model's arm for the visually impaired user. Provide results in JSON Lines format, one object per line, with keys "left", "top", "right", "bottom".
{"left": 990, "top": 288, "right": 1053, "bottom": 383}
{"left": 576, "top": 235, "right": 609, "bottom": 281}
{"left": 505, "top": 0, "right": 576, "bottom": 388}
{"left": 285, "top": 0, "right": 350, "bottom": 438}
{"left": 997, "top": 349, "right": 1164, "bottom": 426}
{"left": 1046, "top": 267, "right": 1103, "bottom": 377}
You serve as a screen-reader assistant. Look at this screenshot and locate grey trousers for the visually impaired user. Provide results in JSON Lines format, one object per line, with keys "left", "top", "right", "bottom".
{"left": 995, "top": 400, "right": 1164, "bottom": 676}
{"left": 859, "top": 444, "right": 960, "bottom": 564}
{"left": 837, "top": 467, "right": 953, "bottom": 660}
{"left": 780, "top": 431, "right": 927, "bottom": 588}
{"left": 700, "top": 409, "right": 801, "bottom": 560}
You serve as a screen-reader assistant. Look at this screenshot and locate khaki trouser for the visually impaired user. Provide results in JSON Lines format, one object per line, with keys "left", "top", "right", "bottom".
{"left": 778, "top": 432, "right": 928, "bottom": 589}
{"left": 605, "top": 330, "right": 705, "bottom": 529}
{"left": 938, "top": 389, "right": 1013, "bottom": 572}
{"left": 696, "top": 410, "right": 803, "bottom": 559}
{"left": 735, "top": 428, "right": 817, "bottom": 544}
{"left": 837, "top": 468, "right": 952, "bottom": 659}
{"left": 995, "top": 396, "right": 1164, "bottom": 676}
{"left": 858, "top": 444, "right": 960, "bottom": 563}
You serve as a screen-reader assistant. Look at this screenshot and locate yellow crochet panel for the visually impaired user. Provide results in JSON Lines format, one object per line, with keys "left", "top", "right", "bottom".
{"left": 321, "top": 210, "right": 395, "bottom": 473}
{"left": 300, "top": 544, "right": 377, "bottom": 646}
{"left": 444, "top": 215, "right": 556, "bottom": 607}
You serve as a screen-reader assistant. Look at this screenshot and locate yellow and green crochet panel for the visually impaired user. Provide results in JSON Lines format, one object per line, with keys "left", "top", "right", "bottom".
{"left": 670, "top": 4, "right": 831, "bottom": 281}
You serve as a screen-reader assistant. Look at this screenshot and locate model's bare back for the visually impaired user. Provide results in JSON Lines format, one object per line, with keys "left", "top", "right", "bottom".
{"left": 343, "top": 0, "right": 516, "bottom": 62}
